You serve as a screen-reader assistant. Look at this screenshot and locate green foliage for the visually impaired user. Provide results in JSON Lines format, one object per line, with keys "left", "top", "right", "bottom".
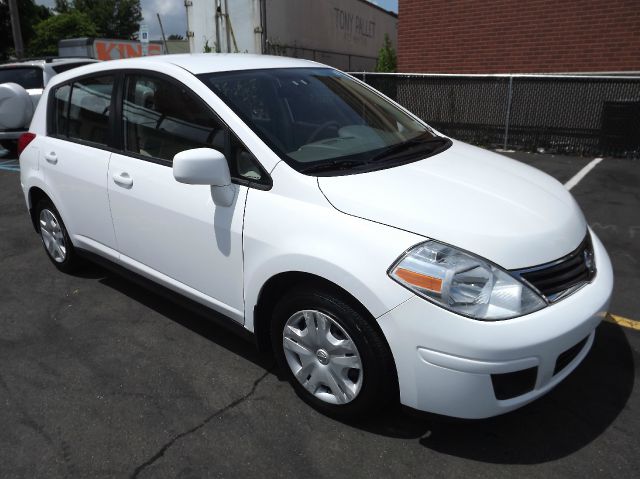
{"left": 375, "top": 34, "right": 397, "bottom": 73}
{"left": 203, "top": 40, "right": 213, "bottom": 53}
{"left": 0, "top": 0, "right": 51, "bottom": 61}
{"left": 28, "top": 11, "right": 98, "bottom": 57}
{"left": 168, "top": 34, "right": 184, "bottom": 40}
{"left": 57, "top": 0, "right": 142, "bottom": 39}
{"left": 0, "top": 0, "right": 141, "bottom": 60}
{"left": 54, "top": 0, "right": 72, "bottom": 13}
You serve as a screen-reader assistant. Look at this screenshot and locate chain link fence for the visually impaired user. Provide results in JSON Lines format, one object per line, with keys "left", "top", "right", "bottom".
{"left": 350, "top": 73, "right": 640, "bottom": 158}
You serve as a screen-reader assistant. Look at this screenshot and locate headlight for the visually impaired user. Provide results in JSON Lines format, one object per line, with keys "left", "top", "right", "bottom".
{"left": 389, "top": 241, "right": 546, "bottom": 320}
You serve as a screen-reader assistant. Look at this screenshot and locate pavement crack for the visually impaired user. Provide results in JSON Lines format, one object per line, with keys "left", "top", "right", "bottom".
{"left": 130, "top": 369, "right": 271, "bottom": 479}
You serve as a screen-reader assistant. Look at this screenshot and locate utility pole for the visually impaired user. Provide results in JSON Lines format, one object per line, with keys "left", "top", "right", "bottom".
{"left": 8, "top": 0, "right": 25, "bottom": 59}
{"left": 157, "top": 13, "right": 169, "bottom": 54}
{"left": 224, "top": 0, "right": 231, "bottom": 53}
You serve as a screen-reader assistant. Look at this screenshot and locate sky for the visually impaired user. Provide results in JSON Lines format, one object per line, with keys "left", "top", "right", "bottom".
{"left": 36, "top": 0, "right": 399, "bottom": 40}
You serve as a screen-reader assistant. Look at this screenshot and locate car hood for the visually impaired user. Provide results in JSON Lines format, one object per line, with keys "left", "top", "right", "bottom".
{"left": 317, "top": 140, "right": 587, "bottom": 270}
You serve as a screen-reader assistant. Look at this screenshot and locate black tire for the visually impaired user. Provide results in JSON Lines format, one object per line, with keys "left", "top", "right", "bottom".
{"left": 271, "top": 286, "right": 398, "bottom": 417}
{"left": 35, "top": 198, "right": 82, "bottom": 273}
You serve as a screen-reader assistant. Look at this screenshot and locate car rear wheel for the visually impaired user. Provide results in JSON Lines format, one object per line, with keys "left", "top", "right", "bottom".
{"left": 36, "top": 198, "right": 82, "bottom": 273}
{"left": 271, "top": 286, "right": 398, "bottom": 417}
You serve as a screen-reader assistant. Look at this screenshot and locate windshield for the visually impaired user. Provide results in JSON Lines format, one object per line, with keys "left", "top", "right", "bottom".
{"left": 198, "top": 68, "right": 449, "bottom": 175}
{"left": 0, "top": 67, "right": 44, "bottom": 89}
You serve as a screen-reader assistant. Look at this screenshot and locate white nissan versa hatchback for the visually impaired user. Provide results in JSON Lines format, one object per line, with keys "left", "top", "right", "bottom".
{"left": 19, "top": 54, "right": 613, "bottom": 419}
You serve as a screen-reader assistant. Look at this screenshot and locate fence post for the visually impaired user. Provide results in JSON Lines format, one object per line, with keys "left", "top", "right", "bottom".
{"left": 503, "top": 76, "right": 513, "bottom": 150}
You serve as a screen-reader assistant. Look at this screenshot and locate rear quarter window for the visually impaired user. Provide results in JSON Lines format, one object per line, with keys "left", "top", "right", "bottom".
{"left": 0, "top": 67, "right": 44, "bottom": 89}
{"left": 50, "top": 75, "right": 114, "bottom": 147}
{"left": 68, "top": 76, "right": 114, "bottom": 146}
{"left": 52, "top": 84, "right": 71, "bottom": 136}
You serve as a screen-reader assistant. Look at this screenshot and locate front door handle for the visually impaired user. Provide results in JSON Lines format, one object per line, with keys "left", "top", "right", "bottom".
{"left": 44, "top": 151, "right": 57, "bottom": 164}
{"left": 112, "top": 171, "right": 133, "bottom": 188}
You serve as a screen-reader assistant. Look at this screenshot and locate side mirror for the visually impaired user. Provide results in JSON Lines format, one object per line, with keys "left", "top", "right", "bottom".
{"left": 173, "top": 148, "right": 230, "bottom": 185}
{"left": 173, "top": 148, "right": 235, "bottom": 206}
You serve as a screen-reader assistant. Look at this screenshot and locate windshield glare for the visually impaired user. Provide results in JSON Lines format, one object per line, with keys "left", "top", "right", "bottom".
{"left": 198, "top": 68, "right": 436, "bottom": 170}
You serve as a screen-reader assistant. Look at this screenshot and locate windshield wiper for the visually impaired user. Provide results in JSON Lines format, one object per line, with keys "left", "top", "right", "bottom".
{"left": 298, "top": 136, "right": 450, "bottom": 175}
{"left": 369, "top": 136, "right": 448, "bottom": 163}
{"left": 298, "top": 159, "right": 370, "bottom": 174}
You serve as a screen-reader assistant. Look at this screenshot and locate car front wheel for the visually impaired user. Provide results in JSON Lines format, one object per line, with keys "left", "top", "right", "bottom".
{"left": 271, "top": 286, "right": 398, "bottom": 417}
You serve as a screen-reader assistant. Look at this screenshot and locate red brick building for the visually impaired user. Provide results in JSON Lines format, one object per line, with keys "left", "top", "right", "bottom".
{"left": 398, "top": 0, "right": 640, "bottom": 73}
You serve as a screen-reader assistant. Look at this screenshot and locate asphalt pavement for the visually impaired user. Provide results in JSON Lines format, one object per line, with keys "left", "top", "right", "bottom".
{"left": 0, "top": 148, "right": 638, "bottom": 478}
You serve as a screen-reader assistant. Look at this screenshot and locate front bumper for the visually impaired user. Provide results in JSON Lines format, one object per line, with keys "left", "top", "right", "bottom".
{"left": 377, "top": 230, "right": 613, "bottom": 419}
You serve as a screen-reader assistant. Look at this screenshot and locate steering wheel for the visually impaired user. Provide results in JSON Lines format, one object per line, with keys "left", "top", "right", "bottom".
{"left": 307, "top": 121, "right": 341, "bottom": 144}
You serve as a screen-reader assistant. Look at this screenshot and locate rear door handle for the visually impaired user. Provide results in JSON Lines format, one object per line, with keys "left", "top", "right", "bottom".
{"left": 44, "top": 152, "right": 57, "bottom": 164}
{"left": 112, "top": 171, "right": 133, "bottom": 188}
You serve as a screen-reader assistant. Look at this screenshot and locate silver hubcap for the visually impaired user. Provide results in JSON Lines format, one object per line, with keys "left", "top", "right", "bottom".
{"left": 283, "top": 310, "right": 363, "bottom": 405}
{"left": 39, "top": 209, "right": 66, "bottom": 263}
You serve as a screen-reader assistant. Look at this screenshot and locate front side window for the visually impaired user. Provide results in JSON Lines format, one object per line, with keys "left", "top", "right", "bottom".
{"left": 123, "top": 75, "right": 225, "bottom": 161}
{"left": 198, "top": 68, "right": 450, "bottom": 175}
{"left": 68, "top": 75, "right": 114, "bottom": 146}
{"left": 123, "top": 74, "right": 265, "bottom": 183}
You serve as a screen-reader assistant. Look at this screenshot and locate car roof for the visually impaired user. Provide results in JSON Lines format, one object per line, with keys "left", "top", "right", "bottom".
{"left": 146, "top": 53, "right": 321, "bottom": 74}
{"left": 49, "top": 53, "right": 323, "bottom": 78}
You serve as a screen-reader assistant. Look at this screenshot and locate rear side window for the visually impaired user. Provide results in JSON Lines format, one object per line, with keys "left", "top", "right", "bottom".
{"left": 67, "top": 75, "right": 114, "bottom": 146}
{"left": 0, "top": 67, "right": 44, "bottom": 89}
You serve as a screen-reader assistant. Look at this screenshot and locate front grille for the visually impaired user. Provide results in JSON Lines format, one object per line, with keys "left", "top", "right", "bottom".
{"left": 514, "top": 234, "right": 596, "bottom": 301}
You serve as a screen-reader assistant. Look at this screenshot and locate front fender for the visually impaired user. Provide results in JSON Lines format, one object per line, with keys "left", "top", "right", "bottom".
{"left": 243, "top": 253, "right": 412, "bottom": 331}
{"left": 242, "top": 164, "right": 424, "bottom": 331}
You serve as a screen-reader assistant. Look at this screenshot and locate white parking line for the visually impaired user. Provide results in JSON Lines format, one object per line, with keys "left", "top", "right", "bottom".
{"left": 564, "top": 157, "right": 603, "bottom": 191}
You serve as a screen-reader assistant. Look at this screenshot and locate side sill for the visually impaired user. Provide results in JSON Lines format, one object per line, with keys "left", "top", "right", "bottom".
{"left": 76, "top": 248, "right": 258, "bottom": 347}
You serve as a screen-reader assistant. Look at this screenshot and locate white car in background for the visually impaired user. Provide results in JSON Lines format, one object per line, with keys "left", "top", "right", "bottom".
{"left": 0, "top": 57, "right": 97, "bottom": 155}
{"left": 18, "top": 55, "right": 613, "bottom": 419}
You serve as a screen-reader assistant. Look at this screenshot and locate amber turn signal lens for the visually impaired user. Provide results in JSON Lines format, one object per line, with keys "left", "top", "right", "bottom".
{"left": 394, "top": 267, "right": 443, "bottom": 293}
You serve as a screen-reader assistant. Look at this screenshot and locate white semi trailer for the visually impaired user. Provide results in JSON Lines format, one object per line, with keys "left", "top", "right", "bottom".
{"left": 185, "top": 0, "right": 397, "bottom": 71}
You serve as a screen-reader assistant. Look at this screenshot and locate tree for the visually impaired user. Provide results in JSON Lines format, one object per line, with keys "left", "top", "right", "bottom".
{"left": 0, "top": 0, "right": 51, "bottom": 60}
{"left": 168, "top": 34, "right": 184, "bottom": 40}
{"left": 28, "top": 11, "right": 98, "bottom": 57}
{"left": 77, "top": 0, "right": 142, "bottom": 38}
{"left": 54, "top": 0, "right": 72, "bottom": 13}
{"left": 375, "top": 34, "right": 397, "bottom": 73}
{"left": 55, "top": 0, "right": 142, "bottom": 39}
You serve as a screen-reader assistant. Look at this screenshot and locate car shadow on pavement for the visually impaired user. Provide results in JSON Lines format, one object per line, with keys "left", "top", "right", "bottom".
{"left": 89, "top": 265, "right": 274, "bottom": 371}
{"left": 82, "top": 265, "right": 633, "bottom": 465}
{"left": 341, "top": 321, "right": 635, "bottom": 464}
